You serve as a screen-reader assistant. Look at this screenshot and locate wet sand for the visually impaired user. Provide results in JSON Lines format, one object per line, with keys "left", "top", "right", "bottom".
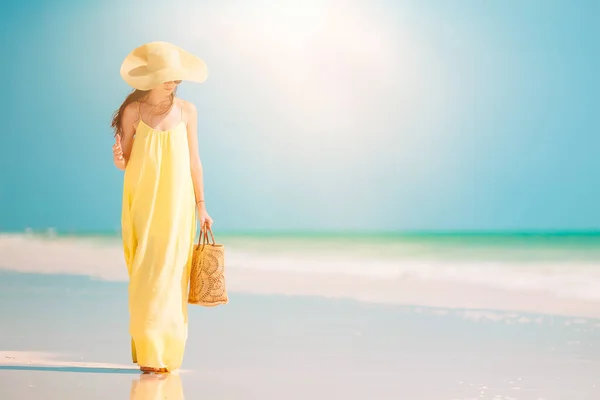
{"left": 1, "top": 271, "right": 599, "bottom": 399}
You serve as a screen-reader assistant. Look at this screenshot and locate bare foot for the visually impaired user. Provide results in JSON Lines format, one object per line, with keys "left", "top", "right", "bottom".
{"left": 140, "top": 366, "right": 168, "bottom": 373}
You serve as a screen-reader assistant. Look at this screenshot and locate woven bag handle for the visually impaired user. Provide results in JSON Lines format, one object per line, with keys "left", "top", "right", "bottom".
{"left": 197, "top": 223, "right": 216, "bottom": 246}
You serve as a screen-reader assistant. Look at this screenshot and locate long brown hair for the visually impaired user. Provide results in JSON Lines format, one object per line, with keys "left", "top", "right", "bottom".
{"left": 110, "top": 87, "right": 178, "bottom": 137}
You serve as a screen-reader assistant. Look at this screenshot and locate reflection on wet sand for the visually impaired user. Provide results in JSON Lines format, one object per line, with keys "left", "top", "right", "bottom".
{"left": 130, "top": 372, "right": 184, "bottom": 400}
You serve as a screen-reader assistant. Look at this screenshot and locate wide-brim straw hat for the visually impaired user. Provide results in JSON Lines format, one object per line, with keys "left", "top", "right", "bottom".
{"left": 120, "top": 41, "right": 208, "bottom": 90}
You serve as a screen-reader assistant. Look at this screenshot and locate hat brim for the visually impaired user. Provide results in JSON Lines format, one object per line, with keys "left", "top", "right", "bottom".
{"left": 120, "top": 42, "right": 209, "bottom": 91}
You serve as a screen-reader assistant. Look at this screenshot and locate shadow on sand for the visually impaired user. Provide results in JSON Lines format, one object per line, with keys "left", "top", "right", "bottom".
{"left": 0, "top": 365, "right": 141, "bottom": 374}
{"left": 1, "top": 364, "right": 185, "bottom": 399}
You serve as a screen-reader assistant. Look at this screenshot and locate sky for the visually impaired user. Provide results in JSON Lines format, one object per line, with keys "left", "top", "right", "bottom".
{"left": 0, "top": 0, "right": 598, "bottom": 233}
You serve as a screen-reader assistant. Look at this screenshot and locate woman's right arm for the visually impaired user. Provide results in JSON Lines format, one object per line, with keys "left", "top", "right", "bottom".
{"left": 113, "top": 102, "right": 138, "bottom": 170}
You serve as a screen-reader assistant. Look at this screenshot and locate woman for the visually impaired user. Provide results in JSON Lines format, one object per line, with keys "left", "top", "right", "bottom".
{"left": 110, "top": 41, "right": 213, "bottom": 373}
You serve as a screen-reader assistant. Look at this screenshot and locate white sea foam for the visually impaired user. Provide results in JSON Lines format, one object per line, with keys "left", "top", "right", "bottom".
{"left": 1, "top": 233, "right": 599, "bottom": 317}
{"left": 227, "top": 250, "right": 600, "bottom": 301}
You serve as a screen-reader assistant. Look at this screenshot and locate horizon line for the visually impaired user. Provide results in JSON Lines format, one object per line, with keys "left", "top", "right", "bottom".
{"left": 2, "top": 228, "right": 599, "bottom": 237}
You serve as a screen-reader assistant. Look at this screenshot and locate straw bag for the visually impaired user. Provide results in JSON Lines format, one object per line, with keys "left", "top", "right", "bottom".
{"left": 188, "top": 225, "right": 228, "bottom": 306}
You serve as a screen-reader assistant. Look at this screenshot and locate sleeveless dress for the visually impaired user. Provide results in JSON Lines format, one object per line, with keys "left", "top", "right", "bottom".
{"left": 121, "top": 103, "right": 197, "bottom": 371}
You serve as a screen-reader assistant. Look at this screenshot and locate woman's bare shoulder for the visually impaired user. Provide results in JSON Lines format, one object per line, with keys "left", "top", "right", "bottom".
{"left": 122, "top": 101, "right": 140, "bottom": 125}
{"left": 178, "top": 98, "right": 197, "bottom": 116}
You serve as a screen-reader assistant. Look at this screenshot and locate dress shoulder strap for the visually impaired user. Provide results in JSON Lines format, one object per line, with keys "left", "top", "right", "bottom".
{"left": 132, "top": 101, "right": 142, "bottom": 130}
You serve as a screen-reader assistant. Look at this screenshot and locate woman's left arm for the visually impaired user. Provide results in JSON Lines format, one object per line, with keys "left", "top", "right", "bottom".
{"left": 184, "top": 101, "right": 213, "bottom": 229}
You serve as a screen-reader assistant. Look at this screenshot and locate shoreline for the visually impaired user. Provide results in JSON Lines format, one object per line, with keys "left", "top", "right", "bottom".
{"left": 229, "top": 268, "right": 600, "bottom": 320}
{"left": 2, "top": 268, "right": 600, "bottom": 321}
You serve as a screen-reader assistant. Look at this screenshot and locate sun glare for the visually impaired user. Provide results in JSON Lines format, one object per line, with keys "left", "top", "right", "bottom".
{"left": 252, "top": 2, "right": 328, "bottom": 51}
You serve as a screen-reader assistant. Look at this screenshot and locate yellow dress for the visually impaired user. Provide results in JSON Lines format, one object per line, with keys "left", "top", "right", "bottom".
{"left": 121, "top": 112, "right": 196, "bottom": 372}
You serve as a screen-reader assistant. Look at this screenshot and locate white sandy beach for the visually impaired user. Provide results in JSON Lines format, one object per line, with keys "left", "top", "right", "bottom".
{"left": 1, "top": 233, "right": 600, "bottom": 399}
